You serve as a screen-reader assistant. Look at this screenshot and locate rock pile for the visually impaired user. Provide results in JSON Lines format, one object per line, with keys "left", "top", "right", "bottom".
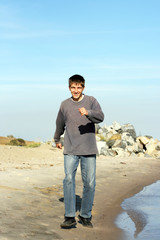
{"left": 96, "top": 121, "right": 160, "bottom": 158}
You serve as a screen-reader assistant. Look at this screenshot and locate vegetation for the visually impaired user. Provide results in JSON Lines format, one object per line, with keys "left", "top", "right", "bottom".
{"left": 0, "top": 136, "right": 41, "bottom": 148}
{"left": 9, "top": 138, "right": 26, "bottom": 146}
{"left": 26, "top": 143, "right": 41, "bottom": 148}
{"left": 7, "top": 135, "right": 14, "bottom": 138}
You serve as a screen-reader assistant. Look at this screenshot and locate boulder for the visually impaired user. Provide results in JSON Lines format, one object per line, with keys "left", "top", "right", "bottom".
{"left": 136, "top": 140, "right": 144, "bottom": 151}
{"left": 121, "top": 123, "right": 137, "bottom": 140}
{"left": 113, "top": 148, "right": 130, "bottom": 157}
{"left": 96, "top": 122, "right": 160, "bottom": 157}
{"left": 106, "top": 125, "right": 117, "bottom": 134}
{"left": 101, "top": 125, "right": 109, "bottom": 133}
{"left": 145, "top": 139, "right": 157, "bottom": 155}
{"left": 100, "top": 147, "right": 117, "bottom": 157}
{"left": 112, "top": 121, "right": 121, "bottom": 131}
{"left": 96, "top": 141, "right": 107, "bottom": 154}
{"left": 150, "top": 150, "right": 160, "bottom": 158}
{"left": 112, "top": 139, "right": 122, "bottom": 148}
{"left": 95, "top": 124, "right": 101, "bottom": 134}
{"left": 109, "top": 134, "right": 121, "bottom": 141}
{"left": 155, "top": 142, "right": 160, "bottom": 151}
{"left": 126, "top": 143, "right": 139, "bottom": 153}
{"left": 98, "top": 128, "right": 104, "bottom": 134}
{"left": 130, "top": 152, "right": 138, "bottom": 157}
{"left": 96, "top": 135, "right": 101, "bottom": 141}
{"left": 106, "top": 139, "right": 116, "bottom": 148}
{"left": 120, "top": 140, "right": 128, "bottom": 149}
{"left": 136, "top": 136, "right": 150, "bottom": 145}
{"left": 105, "top": 132, "right": 114, "bottom": 141}
{"left": 121, "top": 133, "right": 135, "bottom": 146}
{"left": 137, "top": 152, "right": 145, "bottom": 157}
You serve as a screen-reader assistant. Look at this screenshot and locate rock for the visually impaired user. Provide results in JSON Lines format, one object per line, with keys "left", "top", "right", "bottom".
{"left": 100, "top": 147, "right": 112, "bottom": 156}
{"left": 121, "top": 123, "right": 137, "bottom": 140}
{"left": 126, "top": 143, "right": 139, "bottom": 153}
{"left": 155, "top": 142, "right": 160, "bottom": 151}
{"left": 145, "top": 135, "right": 153, "bottom": 139}
{"left": 96, "top": 135, "right": 101, "bottom": 141}
{"left": 121, "top": 133, "right": 135, "bottom": 145}
{"left": 108, "top": 149, "right": 118, "bottom": 157}
{"left": 96, "top": 133, "right": 108, "bottom": 142}
{"left": 130, "top": 152, "right": 138, "bottom": 157}
{"left": 145, "top": 139, "right": 157, "bottom": 155}
{"left": 100, "top": 147, "right": 117, "bottom": 157}
{"left": 112, "top": 140, "right": 122, "bottom": 148}
{"left": 144, "top": 153, "right": 152, "bottom": 158}
{"left": 105, "top": 132, "right": 114, "bottom": 141}
{"left": 106, "top": 126, "right": 117, "bottom": 134}
{"left": 106, "top": 140, "right": 116, "bottom": 148}
{"left": 100, "top": 132, "right": 108, "bottom": 139}
{"left": 112, "top": 121, "right": 121, "bottom": 131}
{"left": 95, "top": 124, "right": 101, "bottom": 134}
{"left": 136, "top": 136, "right": 150, "bottom": 145}
{"left": 97, "top": 141, "right": 107, "bottom": 154}
{"left": 101, "top": 125, "right": 109, "bottom": 133}
{"left": 98, "top": 128, "right": 103, "bottom": 134}
{"left": 100, "top": 147, "right": 108, "bottom": 156}
{"left": 136, "top": 140, "right": 144, "bottom": 151}
{"left": 109, "top": 134, "right": 121, "bottom": 141}
{"left": 96, "top": 122, "right": 160, "bottom": 157}
{"left": 151, "top": 150, "right": 160, "bottom": 158}
{"left": 113, "top": 148, "right": 130, "bottom": 157}
{"left": 137, "top": 152, "right": 145, "bottom": 157}
{"left": 126, "top": 145, "right": 135, "bottom": 153}
{"left": 134, "top": 142, "right": 141, "bottom": 153}
{"left": 120, "top": 140, "right": 127, "bottom": 149}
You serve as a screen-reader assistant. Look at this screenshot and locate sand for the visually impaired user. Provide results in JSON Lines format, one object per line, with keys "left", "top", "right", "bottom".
{"left": 0, "top": 143, "right": 160, "bottom": 240}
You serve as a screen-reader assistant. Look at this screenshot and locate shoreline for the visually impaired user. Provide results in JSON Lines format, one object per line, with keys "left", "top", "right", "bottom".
{"left": 0, "top": 144, "right": 160, "bottom": 240}
{"left": 93, "top": 156, "right": 160, "bottom": 240}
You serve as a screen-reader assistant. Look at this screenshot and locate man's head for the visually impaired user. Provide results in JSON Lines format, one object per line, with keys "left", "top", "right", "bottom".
{"left": 69, "top": 74, "right": 85, "bottom": 88}
{"left": 69, "top": 74, "right": 85, "bottom": 101}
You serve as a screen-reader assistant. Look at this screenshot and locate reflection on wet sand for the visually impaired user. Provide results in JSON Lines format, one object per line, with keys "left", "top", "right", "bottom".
{"left": 116, "top": 180, "right": 160, "bottom": 240}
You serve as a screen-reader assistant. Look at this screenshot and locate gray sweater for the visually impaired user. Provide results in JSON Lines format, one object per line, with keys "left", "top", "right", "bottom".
{"left": 54, "top": 95, "right": 104, "bottom": 155}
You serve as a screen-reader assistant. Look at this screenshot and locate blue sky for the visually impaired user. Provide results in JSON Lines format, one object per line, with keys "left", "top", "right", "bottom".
{"left": 0, "top": 0, "right": 160, "bottom": 141}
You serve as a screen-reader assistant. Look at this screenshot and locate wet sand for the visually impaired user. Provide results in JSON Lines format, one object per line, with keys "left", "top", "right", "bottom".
{"left": 0, "top": 144, "right": 160, "bottom": 240}
{"left": 116, "top": 180, "right": 160, "bottom": 240}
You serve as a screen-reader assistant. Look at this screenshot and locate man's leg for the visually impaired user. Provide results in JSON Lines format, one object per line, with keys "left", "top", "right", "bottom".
{"left": 80, "top": 155, "right": 96, "bottom": 219}
{"left": 63, "top": 155, "right": 79, "bottom": 217}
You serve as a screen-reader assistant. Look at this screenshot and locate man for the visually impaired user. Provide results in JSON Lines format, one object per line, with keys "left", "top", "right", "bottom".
{"left": 54, "top": 74, "right": 104, "bottom": 228}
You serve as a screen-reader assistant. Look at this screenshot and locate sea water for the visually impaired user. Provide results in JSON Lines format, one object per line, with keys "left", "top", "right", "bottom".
{"left": 115, "top": 180, "right": 160, "bottom": 240}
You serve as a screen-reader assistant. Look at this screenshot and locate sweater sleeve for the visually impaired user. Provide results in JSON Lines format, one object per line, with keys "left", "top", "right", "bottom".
{"left": 87, "top": 98, "right": 104, "bottom": 124}
{"left": 54, "top": 107, "right": 65, "bottom": 143}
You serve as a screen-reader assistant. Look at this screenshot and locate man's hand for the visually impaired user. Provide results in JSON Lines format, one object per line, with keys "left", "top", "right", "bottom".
{"left": 79, "top": 107, "right": 88, "bottom": 116}
{"left": 56, "top": 143, "right": 62, "bottom": 149}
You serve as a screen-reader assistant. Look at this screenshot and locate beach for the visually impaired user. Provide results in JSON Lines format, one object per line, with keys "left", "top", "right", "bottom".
{"left": 0, "top": 144, "right": 160, "bottom": 240}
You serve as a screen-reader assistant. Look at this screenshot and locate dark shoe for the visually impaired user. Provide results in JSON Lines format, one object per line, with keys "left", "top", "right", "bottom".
{"left": 78, "top": 215, "right": 93, "bottom": 228}
{"left": 60, "top": 216, "right": 77, "bottom": 229}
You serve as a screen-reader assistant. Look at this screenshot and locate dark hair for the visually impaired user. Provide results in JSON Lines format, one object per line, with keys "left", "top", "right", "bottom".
{"left": 69, "top": 74, "right": 85, "bottom": 87}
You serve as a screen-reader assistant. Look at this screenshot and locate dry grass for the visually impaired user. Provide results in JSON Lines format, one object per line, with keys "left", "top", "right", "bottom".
{"left": 0, "top": 136, "right": 11, "bottom": 145}
{"left": 0, "top": 136, "right": 41, "bottom": 147}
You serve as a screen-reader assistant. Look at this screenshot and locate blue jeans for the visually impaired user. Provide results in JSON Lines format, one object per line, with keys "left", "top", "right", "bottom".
{"left": 63, "top": 154, "right": 96, "bottom": 218}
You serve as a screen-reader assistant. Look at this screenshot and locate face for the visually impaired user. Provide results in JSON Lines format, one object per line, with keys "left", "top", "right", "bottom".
{"left": 69, "top": 83, "right": 85, "bottom": 101}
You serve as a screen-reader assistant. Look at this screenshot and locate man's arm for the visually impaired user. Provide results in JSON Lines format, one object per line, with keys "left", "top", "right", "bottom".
{"left": 54, "top": 107, "right": 65, "bottom": 149}
{"left": 79, "top": 107, "right": 88, "bottom": 116}
{"left": 56, "top": 142, "right": 62, "bottom": 149}
{"left": 79, "top": 97, "right": 104, "bottom": 123}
